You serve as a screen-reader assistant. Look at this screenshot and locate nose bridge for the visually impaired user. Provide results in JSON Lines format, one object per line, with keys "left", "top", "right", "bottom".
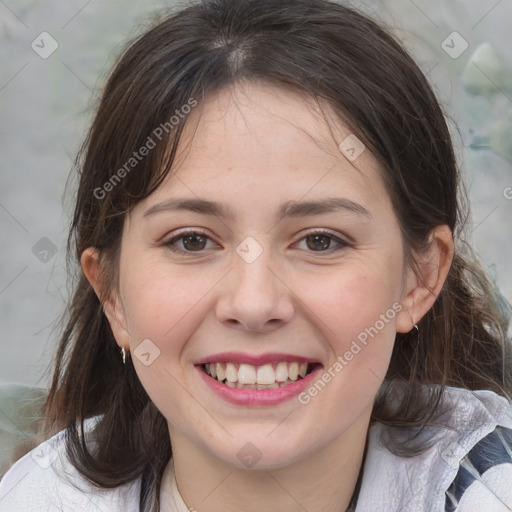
{"left": 235, "top": 244, "right": 276, "bottom": 296}
{"left": 215, "top": 235, "right": 294, "bottom": 331}
{"left": 232, "top": 236, "right": 280, "bottom": 305}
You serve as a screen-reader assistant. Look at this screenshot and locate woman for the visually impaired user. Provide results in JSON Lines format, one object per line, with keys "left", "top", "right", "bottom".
{"left": 1, "top": 0, "right": 511, "bottom": 510}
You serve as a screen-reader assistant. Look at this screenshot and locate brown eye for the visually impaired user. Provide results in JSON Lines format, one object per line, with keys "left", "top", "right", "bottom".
{"left": 181, "top": 233, "right": 208, "bottom": 251}
{"left": 305, "top": 234, "right": 332, "bottom": 251}
{"left": 296, "top": 230, "right": 349, "bottom": 253}
{"left": 165, "top": 230, "right": 216, "bottom": 254}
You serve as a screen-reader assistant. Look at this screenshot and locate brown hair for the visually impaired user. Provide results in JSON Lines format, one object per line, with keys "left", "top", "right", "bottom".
{"left": 40, "top": 0, "right": 511, "bottom": 510}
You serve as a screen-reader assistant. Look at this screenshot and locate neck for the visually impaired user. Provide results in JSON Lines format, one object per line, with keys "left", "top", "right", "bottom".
{"left": 164, "top": 407, "right": 371, "bottom": 512}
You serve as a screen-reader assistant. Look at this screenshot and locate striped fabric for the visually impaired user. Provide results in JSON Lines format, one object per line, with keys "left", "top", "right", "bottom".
{"left": 445, "top": 425, "right": 512, "bottom": 511}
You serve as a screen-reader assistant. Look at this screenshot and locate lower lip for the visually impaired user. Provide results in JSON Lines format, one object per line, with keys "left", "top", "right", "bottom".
{"left": 197, "top": 365, "right": 323, "bottom": 406}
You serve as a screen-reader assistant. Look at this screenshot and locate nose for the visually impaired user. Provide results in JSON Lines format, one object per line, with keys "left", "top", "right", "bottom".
{"left": 215, "top": 246, "right": 295, "bottom": 333}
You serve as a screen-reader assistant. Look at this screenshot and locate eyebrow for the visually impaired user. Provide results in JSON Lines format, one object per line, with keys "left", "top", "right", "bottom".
{"left": 143, "top": 197, "right": 371, "bottom": 221}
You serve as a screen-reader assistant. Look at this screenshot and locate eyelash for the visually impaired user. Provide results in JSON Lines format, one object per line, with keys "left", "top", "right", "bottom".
{"left": 163, "top": 228, "right": 349, "bottom": 255}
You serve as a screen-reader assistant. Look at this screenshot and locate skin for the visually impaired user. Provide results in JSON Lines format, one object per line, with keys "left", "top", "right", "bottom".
{"left": 82, "top": 80, "right": 454, "bottom": 512}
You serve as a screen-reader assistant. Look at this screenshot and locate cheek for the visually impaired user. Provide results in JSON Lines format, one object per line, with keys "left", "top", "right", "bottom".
{"left": 309, "top": 263, "right": 402, "bottom": 344}
{"left": 120, "top": 261, "right": 212, "bottom": 342}
{"left": 301, "top": 260, "right": 401, "bottom": 409}
{"left": 294, "top": 269, "right": 400, "bottom": 429}
{"left": 120, "top": 262, "right": 214, "bottom": 431}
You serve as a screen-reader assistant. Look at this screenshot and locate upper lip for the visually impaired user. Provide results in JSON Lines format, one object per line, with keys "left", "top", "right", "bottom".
{"left": 195, "top": 352, "right": 321, "bottom": 366}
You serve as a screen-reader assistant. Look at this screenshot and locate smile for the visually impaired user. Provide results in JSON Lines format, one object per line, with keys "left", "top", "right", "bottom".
{"left": 202, "top": 361, "right": 315, "bottom": 389}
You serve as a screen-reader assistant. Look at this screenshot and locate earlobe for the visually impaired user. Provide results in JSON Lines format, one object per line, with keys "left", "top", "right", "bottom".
{"left": 396, "top": 225, "right": 454, "bottom": 333}
{"left": 80, "top": 247, "right": 130, "bottom": 350}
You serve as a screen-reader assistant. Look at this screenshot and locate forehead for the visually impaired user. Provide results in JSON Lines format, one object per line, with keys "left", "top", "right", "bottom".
{"left": 179, "top": 80, "right": 377, "bottom": 174}
{"left": 134, "top": 80, "right": 392, "bottom": 218}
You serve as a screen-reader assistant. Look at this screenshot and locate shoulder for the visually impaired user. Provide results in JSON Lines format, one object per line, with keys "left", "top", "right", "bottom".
{"left": 355, "top": 383, "right": 512, "bottom": 512}
{"left": 445, "top": 424, "right": 512, "bottom": 512}
{"left": 440, "top": 387, "right": 512, "bottom": 511}
{"left": 0, "top": 417, "right": 140, "bottom": 512}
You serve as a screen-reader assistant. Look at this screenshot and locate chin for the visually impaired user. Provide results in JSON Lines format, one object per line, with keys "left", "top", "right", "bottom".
{"left": 207, "top": 428, "right": 319, "bottom": 471}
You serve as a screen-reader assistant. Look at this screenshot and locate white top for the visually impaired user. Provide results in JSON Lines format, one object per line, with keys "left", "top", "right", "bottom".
{"left": 0, "top": 385, "right": 511, "bottom": 512}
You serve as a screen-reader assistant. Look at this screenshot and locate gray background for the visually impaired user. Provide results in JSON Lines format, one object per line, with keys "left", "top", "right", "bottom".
{"left": 1, "top": 0, "right": 511, "bottom": 388}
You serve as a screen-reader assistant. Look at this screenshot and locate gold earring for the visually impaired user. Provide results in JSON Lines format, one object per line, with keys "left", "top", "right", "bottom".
{"left": 121, "top": 347, "right": 126, "bottom": 365}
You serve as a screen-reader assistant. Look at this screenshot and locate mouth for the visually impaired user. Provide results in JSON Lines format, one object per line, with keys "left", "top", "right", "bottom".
{"left": 200, "top": 361, "right": 320, "bottom": 390}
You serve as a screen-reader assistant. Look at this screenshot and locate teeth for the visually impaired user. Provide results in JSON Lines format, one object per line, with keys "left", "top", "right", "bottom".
{"left": 216, "top": 362, "right": 225, "bottom": 381}
{"left": 257, "top": 364, "right": 275, "bottom": 385}
{"left": 289, "top": 362, "right": 299, "bottom": 381}
{"left": 239, "top": 383, "right": 258, "bottom": 389}
{"left": 225, "top": 363, "right": 238, "bottom": 383}
{"left": 238, "top": 364, "right": 256, "bottom": 385}
{"left": 258, "top": 383, "right": 279, "bottom": 390}
{"left": 204, "top": 361, "right": 313, "bottom": 388}
{"left": 275, "top": 362, "right": 288, "bottom": 382}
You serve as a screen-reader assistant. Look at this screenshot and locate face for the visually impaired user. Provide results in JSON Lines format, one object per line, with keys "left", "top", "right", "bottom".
{"left": 103, "top": 81, "right": 417, "bottom": 469}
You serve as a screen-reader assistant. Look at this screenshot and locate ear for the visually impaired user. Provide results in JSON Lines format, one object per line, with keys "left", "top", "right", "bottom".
{"left": 395, "top": 225, "right": 454, "bottom": 333}
{"left": 80, "top": 247, "right": 130, "bottom": 351}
